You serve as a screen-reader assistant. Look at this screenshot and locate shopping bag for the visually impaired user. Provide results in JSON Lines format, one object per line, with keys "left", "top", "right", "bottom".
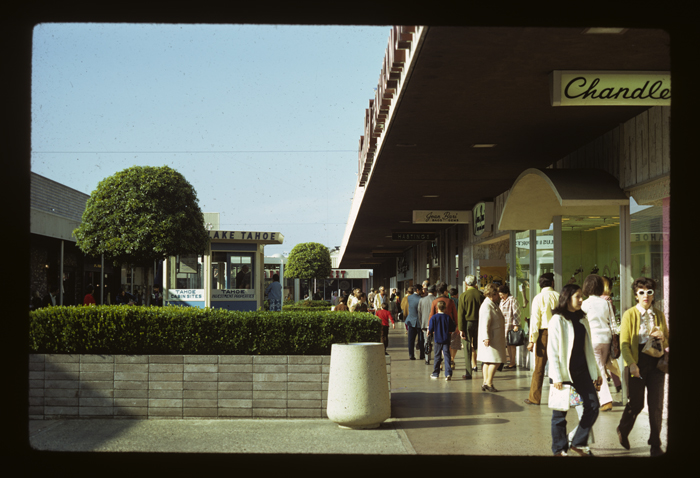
{"left": 548, "top": 384, "right": 570, "bottom": 411}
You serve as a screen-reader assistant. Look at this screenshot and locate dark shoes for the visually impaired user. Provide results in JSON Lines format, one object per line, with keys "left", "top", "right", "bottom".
{"left": 617, "top": 426, "right": 630, "bottom": 450}
{"left": 524, "top": 399, "right": 539, "bottom": 405}
{"left": 462, "top": 374, "right": 472, "bottom": 380}
{"left": 650, "top": 445, "right": 663, "bottom": 457}
{"left": 409, "top": 357, "right": 416, "bottom": 360}
{"left": 554, "top": 451, "right": 567, "bottom": 456}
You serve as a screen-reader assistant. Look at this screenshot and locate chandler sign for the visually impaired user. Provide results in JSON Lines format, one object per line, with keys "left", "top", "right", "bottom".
{"left": 552, "top": 71, "right": 670, "bottom": 107}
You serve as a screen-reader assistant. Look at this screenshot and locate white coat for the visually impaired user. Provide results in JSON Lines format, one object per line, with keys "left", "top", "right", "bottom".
{"left": 547, "top": 313, "right": 601, "bottom": 385}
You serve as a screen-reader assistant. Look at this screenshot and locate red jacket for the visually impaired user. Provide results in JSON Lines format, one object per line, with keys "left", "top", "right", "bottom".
{"left": 376, "top": 309, "right": 395, "bottom": 326}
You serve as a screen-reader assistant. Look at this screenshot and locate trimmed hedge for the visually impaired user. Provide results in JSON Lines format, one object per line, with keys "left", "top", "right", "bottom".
{"left": 29, "top": 305, "right": 381, "bottom": 355}
{"left": 282, "top": 300, "right": 332, "bottom": 311}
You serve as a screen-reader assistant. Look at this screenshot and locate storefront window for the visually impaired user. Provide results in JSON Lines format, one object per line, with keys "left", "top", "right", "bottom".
{"left": 630, "top": 196, "right": 669, "bottom": 316}
{"left": 535, "top": 225, "right": 554, "bottom": 287}
{"left": 167, "top": 254, "right": 204, "bottom": 289}
{"left": 515, "top": 231, "right": 531, "bottom": 314}
{"left": 212, "top": 252, "right": 254, "bottom": 290}
{"left": 562, "top": 215, "right": 620, "bottom": 315}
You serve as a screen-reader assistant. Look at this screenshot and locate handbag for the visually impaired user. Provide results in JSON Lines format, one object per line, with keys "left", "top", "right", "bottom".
{"left": 569, "top": 386, "right": 583, "bottom": 407}
{"left": 642, "top": 337, "right": 664, "bottom": 358}
{"left": 657, "top": 350, "right": 669, "bottom": 374}
{"left": 608, "top": 302, "right": 621, "bottom": 359}
{"left": 507, "top": 328, "right": 524, "bottom": 346}
{"left": 548, "top": 384, "right": 571, "bottom": 411}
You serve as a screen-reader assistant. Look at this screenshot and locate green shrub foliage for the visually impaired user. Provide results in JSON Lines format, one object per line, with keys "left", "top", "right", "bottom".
{"left": 29, "top": 306, "right": 381, "bottom": 355}
{"left": 283, "top": 300, "right": 332, "bottom": 311}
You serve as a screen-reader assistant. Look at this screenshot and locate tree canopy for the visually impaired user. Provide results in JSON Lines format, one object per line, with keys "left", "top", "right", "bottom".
{"left": 285, "top": 242, "right": 332, "bottom": 280}
{"left": 74, "top": 166, "right": 210, "bottom": 266}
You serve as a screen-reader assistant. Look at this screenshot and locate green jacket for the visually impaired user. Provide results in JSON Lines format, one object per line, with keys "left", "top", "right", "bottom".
{"left": 620, "top": 305, "right": 669, "bottom": 367}
{"left": 458, "top": 287, "right": 484, "bottom": 331}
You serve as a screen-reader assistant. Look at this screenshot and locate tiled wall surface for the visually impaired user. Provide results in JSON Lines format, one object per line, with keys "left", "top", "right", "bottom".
{"left": 29, "top": 354, "right": 391, "bottom": 419}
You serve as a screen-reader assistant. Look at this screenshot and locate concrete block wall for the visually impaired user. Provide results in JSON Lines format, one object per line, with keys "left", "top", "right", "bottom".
{"left": 29, "top": 354, "right": 391, "bottom": 419}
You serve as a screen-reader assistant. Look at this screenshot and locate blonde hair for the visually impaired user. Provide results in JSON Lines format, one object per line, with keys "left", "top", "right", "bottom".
{"left": 602, "top": 276, "right": 613, "bottom": 296}
{"left": 483, "top": 283, "right": 499, "bottom": 298}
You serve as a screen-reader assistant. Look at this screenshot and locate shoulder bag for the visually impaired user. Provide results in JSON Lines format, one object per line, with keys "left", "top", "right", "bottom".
{"left": 608, "top": 301, "right": 621, "bottom": 360}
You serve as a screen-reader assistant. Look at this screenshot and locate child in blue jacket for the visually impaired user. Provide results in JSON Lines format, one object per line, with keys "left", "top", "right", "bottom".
{"left": 428, "top": 300, "right": 456, "bottom": 380}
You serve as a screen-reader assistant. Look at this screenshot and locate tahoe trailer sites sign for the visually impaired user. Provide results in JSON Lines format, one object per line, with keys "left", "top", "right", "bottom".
{"left": 552, "top": 71, "right": 670, "bottom": 107}
{"left": 412, "top": 211, "right": 469, "bottom": 224}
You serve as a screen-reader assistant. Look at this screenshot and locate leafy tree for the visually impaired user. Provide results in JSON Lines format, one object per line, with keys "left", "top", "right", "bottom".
{"left": 285, "top": 242, "right": 332, "bottom": 280}
{"left": 74, "top": 165, "right": 210, "bottom": 266}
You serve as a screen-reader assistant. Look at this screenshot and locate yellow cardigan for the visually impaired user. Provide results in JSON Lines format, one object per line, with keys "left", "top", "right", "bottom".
{"left": 619, "top": 305, "right": 669, "bottom": 367}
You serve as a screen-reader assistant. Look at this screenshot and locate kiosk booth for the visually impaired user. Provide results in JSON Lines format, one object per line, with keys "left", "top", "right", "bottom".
{"left": 164, "top": 230, "right": 284, "bottom": 311}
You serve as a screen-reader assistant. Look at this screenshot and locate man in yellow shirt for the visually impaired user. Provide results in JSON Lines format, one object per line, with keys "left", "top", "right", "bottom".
{"left": 524, "top": 273, "right": 559, "bottom": 405}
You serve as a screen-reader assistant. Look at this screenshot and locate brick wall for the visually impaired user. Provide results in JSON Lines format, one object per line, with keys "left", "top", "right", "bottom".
{"left": 29, "top": 354, "right": 391, "bottom": 419}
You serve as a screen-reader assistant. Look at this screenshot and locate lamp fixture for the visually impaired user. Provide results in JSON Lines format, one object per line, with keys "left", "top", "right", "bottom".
{"left": 422, "top": 195, "right": 438, "bottom": 198}
{"left": 582, "top": 27, "right": 628, "bottom": 34}
{"left": 471, "top": 144, "right": 496, "bottom": 148}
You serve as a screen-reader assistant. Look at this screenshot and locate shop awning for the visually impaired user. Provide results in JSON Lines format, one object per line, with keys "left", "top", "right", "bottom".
{"left": 499, "top": 168, "right": 629, "bottom": 230}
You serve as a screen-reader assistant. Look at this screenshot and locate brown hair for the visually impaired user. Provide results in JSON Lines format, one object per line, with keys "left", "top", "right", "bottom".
{"left": 602, "top": 276, "right": 613, "bottom": 296}
{"left": 582, "top": 274, "right": 604, "bottom": 297}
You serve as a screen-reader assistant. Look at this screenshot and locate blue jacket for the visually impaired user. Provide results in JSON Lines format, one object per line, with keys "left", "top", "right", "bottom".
{"left": 406, "top": 293, "right": 422, "bottom": 327}
{"left": 428, "top": 312, "right": 456, "bottom": 344}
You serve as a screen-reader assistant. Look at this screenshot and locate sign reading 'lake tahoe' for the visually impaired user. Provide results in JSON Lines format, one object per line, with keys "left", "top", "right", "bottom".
{"left": 552, "top": 71, "right": 670, "bottom": 107}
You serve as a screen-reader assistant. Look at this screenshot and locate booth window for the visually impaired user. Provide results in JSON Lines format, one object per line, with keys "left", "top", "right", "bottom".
{"left": 212, "top": 252, "right": 255, "bottom": 290}
{"left": 167, "top": 254, "right": 203, "bottom": 289}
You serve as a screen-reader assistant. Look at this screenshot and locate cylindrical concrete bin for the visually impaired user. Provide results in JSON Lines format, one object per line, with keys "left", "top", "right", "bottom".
{"left": 326, "top": 342, "right": 391, "bottom": 429}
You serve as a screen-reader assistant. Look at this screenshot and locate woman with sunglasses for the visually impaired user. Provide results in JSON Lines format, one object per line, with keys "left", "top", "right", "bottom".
{"left": 617, "top": 277, "right": 669, "bottom": 457}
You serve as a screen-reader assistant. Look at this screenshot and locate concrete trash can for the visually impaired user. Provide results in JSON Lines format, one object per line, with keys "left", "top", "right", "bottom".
{"left": 326, "top": 342, "right": 391, "bottom": 429}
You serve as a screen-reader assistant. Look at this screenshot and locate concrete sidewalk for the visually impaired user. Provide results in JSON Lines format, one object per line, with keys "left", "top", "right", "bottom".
{"left": 28, "top": 326, "right": 668, "bottom": 456}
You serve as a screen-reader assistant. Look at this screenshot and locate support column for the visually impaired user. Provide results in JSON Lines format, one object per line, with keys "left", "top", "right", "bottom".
{"left": 60, "top": 240, "right": 64, "bottom": 306}
{"left": 619, "top": 203, "right": 632, "bottom": 406}
{"left": 553, "top": 216, "right": 563, "bottom": 292}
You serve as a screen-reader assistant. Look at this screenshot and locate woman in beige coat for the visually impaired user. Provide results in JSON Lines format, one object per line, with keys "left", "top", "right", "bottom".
{"left": 477, "top": 283, "right": 507, "bottom": 391}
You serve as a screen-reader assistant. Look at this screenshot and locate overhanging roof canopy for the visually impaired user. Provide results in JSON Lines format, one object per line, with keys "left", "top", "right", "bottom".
{"left": 338, "top": 27, "right": 669, "bottom": 269}
{"left": 499, "top": 168, "right": 629, "bottom": 230}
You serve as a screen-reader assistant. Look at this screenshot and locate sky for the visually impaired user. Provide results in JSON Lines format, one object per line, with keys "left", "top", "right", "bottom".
{"left": 31, "top": 23, "right": 391, "bottom": 256}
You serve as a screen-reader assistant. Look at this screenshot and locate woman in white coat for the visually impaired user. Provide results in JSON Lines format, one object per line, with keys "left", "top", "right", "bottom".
{"left": 581, "top": 274, "right": 616, "bottom": 411}
{"left": 477, "top": 283, "right": 507, "bottom": 392}
{"left": 548, "top": 283, "right": 603, "bottom": 456}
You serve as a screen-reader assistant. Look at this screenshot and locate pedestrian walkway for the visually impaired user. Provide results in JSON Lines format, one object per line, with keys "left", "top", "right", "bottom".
{"left": 28, "top": 326, "right": 666, "bottom": 456}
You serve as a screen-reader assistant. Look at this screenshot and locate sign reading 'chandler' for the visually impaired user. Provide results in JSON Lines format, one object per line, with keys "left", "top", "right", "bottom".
{"left": 552, "top": 71, "right": 671, "bottom": 107}
{"left": 412, "top": 211, "right": 469, "bottom": 224}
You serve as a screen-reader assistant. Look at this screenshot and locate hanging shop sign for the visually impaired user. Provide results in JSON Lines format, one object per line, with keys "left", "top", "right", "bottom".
{"left": 412, "top": 211, "right": 469, "bottom": 224}
{"left": 392, "top": 232, "right": 436, "bottom": 241}
{"left": 551, "top": 71, "right": 671, "bottom": 107}
{"left": 209, "top": 230, "right": 284, "bottom": 244}
{"left": 473, "top": 202, "right": 494, "bottom": 237}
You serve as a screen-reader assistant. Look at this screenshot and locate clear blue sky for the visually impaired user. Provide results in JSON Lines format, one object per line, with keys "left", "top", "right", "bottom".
{"left": 31, "top": 23, "right": 391, "bottom": 256}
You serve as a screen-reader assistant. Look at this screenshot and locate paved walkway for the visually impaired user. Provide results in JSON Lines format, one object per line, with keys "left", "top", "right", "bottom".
{"left": 29, "top": 325, "right": 667, "bottom": 457}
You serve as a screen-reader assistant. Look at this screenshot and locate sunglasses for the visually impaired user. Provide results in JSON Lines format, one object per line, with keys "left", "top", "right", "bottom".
{"left": 636, "top": 289, "right": 654, "bottom": 296}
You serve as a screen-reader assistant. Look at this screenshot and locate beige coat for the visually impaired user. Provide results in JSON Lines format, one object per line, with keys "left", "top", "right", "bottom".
{"left": 477, "top": 297, "right": 507, "bottom": 363}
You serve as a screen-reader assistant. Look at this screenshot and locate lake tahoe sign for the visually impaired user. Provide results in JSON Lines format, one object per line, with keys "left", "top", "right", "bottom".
{"left": 551, "top": 71, "right": 670, "bottom": 107}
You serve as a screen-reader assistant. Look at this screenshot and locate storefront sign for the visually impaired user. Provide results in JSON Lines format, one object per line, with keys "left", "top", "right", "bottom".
{"left": 631, "top": 233, "right": 665, "bottom": 242}
{"left": 473, "top": 203, "right": 486, "bottom": 236}
{"left": 392, "top": 232, "right": 436, "bottom": 241}
{"left": 412, "top": 210, "right": 469, "bottom": 224}
{"left": 209, "top": 230, "right": 284, "bottom": 244}
{"left": 552, "top": 71, "right": 671, "bottom": 106}
{"left": 168, "top": 289, "right": 205, "bottom": 300}
{"left": 211, "top": 289, "right": 256, "bottom": 300}
{"left": 515, "top": 237, "right": 554, "bottom": 249}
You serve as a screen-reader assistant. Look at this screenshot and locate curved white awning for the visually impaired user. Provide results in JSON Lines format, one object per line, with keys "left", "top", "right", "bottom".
{"left": 499, "top": 168, "right": 629, "bottom": 230}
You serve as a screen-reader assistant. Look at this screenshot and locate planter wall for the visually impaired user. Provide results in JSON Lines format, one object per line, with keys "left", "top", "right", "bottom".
{"left": 29, "top": 354, "right": 391, "bottom": 420}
